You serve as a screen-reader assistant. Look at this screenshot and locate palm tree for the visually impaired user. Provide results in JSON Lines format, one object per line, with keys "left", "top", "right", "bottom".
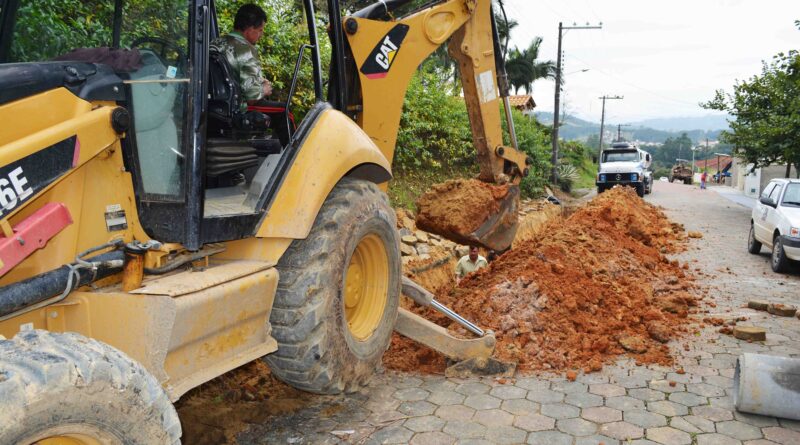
{"left": 505, "top": 37, "right": 557, "bottom": 95}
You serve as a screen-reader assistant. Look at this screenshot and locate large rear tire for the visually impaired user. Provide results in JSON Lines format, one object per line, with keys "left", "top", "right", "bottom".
{"left": 0, "top": 329, "right": 181, "bottom": 445}
{"left": 265, "top": 178, "right": 401, "bottom": 394}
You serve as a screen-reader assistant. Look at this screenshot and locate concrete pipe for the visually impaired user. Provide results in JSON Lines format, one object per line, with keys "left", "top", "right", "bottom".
{"left": 734, "top": 353, "right": 800, "bottom": 420}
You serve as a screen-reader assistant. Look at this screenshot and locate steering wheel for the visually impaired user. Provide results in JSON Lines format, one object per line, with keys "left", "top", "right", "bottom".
{"left": 131, "top": 37, "right": 187, "bottom": 75}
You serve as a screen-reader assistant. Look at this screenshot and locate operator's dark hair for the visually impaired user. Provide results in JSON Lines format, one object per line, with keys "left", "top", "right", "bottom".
{"left": 233, "top": 4, "right": 267, "bottom": 31}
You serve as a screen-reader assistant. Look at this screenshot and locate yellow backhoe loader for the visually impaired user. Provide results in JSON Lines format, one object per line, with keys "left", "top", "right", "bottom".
{"left": 0, "top": 0, "right": 529, "bottom": 442}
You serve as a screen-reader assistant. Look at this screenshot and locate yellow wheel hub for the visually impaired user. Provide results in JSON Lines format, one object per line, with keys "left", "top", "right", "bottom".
{"left": 344, "top": 234, "right": 389, "bottom": 341}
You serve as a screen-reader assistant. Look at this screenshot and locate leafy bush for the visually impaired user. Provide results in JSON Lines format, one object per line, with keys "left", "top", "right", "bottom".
{"left": 395, "top": 64, "right": 474, "bottom": 171}
{"left": 556, "top": 164, "right": 579, "bottom": 192}
{"left": 509, "top": 112, "right": 551, "bottom": 198}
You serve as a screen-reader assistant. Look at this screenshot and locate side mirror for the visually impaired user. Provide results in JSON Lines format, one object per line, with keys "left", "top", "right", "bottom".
{"left": 760, "top": 196, "right": 777, "bottom": 208}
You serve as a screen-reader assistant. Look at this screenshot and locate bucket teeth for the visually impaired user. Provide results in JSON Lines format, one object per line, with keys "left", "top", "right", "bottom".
{"left": 445, "top": 357, "right": 517, "bottom": 379}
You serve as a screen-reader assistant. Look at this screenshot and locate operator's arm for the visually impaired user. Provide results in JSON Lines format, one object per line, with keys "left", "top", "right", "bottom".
{"left": 237, "top": 47, "right": 270, "bottom": 102}
{"left": 454, "top": 257, "right": 465, "bottom": 284}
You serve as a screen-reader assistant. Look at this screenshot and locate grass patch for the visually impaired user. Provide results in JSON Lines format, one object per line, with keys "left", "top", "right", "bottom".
{"left": 573, "top": 157, "right": 598, "bottom": 190}
{"left": 388, "top": 166, "right": 477, "bottom": 212}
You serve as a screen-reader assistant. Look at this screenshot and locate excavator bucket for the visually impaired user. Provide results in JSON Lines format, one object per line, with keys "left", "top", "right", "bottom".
{"left": 415, "top": 179, "right": 520, "bottom": 251}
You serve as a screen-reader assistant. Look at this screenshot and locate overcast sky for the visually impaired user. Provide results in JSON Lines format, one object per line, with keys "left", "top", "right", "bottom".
{"left": 501, "top": 0, "right": 799, "bottom": 123}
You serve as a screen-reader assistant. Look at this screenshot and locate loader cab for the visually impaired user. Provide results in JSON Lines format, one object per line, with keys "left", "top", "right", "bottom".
{"left": 0, "top": 0, "right": 337, "bottom": 250}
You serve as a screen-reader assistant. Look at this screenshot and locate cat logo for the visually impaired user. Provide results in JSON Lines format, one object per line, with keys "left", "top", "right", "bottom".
{"left": 360, "top": 24, "right": 409, "bottom": 79}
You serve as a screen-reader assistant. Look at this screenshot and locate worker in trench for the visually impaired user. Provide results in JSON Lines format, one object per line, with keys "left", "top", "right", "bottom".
{"left": 455, "top": 246, "right": 488, "bottom": 285}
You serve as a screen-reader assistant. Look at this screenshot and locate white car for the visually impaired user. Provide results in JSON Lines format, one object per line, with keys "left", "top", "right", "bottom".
{"left": 748, "top": 178, "right": 800, "bottom": 272}
{"left": 659, "top": 176, "right": 669, "bottom": 182}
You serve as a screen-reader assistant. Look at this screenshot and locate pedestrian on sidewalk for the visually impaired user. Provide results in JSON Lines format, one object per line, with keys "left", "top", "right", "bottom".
{"left": 700, "top": 170, "right": 707, "bottom": 190}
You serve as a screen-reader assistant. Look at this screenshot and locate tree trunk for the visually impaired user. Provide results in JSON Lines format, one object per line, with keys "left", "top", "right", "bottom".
{"left": 785, "top": 163, "right": 791, "bottom": 178}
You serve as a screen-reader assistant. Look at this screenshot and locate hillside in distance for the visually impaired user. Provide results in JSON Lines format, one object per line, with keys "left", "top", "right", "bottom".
{"left": 534, "top": 112, "right": 725, "bottom": 143}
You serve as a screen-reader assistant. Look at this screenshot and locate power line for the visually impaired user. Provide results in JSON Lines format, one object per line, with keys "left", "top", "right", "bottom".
{"left": 568, "top": 53, "right": 701, "bottom": 107}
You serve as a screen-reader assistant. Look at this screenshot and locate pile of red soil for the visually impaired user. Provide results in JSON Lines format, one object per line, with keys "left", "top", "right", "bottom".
{"left": 384, "top": 186, "right": 699, "bottom": 374}
{"left": 415, "top": 179, "right": 513, "bottom": 247}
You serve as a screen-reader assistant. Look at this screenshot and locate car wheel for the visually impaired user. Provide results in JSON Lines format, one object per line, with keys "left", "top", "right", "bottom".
{"left": 597, "top": 186, "right": 605, "bottom": 194}
{"left": 747, "top": 224, "right": 762, "bottom": 254}
{"left": 771, "top": 235, "right": 789, "bottom": 273}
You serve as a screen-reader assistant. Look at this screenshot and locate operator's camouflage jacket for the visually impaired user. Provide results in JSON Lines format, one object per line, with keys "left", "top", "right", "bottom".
{"left": 210, "top": 32, "right": 265, "bottom": 107}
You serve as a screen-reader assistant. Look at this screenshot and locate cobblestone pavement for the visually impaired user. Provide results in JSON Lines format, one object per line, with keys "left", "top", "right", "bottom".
{"left": 238, "top": 182, "right": 800, "bottom": 445}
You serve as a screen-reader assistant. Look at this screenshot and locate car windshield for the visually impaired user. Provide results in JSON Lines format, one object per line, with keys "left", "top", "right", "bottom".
{"left": 603, "top": 151, "right": 639, "bottom": 162}
{"left": 782, "top": 183, "right": 800, "bottom": 206}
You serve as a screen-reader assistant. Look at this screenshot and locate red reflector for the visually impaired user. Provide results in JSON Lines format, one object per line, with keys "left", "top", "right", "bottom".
{"left": 0, "top": 203, "right": 73, "bottom": 277}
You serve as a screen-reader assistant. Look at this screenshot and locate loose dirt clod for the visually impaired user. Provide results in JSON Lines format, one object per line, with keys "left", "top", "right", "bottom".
{"left": 767, "top": 303, "right": 797, "bottom": 317}
{"left": 385, "top": 186, "right": 698, "bottom": 374}
{"left": 748, "top": 300, "right": 770, "bottom": 311}
{"left": 733, "top": 326, "right": 767, "bottom": 341}
{"left": 415, "top": 179, "right": 513, "bottom": 248}
{"left": 688, "top": 231, "right": 703, "bottom": 239}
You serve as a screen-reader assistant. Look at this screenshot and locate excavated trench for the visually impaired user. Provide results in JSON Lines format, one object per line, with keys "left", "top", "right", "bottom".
{"left": 384, "top": 186, "right": 700, "bottom": 374}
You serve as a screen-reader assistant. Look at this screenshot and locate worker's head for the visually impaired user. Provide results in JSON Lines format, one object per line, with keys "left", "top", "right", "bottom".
{"left": 469, "top": 246, "right": 479, "bottom": 261}
{"left": 234, "top": 4, "right": 267, "bottom": 45}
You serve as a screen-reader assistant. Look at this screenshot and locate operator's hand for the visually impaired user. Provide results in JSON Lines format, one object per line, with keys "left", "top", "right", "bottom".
{"left": 262, "top": 79, "right": 273, "bottom": 97}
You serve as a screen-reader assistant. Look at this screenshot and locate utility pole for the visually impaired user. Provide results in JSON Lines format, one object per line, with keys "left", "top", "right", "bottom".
{"left": 616, "top": 124, "right": 631, "bottom": 141}
{"left": 551, "top": 21, "right": 602, "bottom": 185}
{"left": 703, "top": 138, "right": 709, "bottom": 173}
{"left": 597, "top": 95, "right": 623, "bottom": 162}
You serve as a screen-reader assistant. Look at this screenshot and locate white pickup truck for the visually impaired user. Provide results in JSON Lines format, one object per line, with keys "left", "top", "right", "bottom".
{"left": 596, "top": 141, "right": 653, "bottom": 197}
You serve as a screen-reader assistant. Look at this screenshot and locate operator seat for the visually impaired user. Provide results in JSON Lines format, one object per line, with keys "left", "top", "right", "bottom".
{"left": 206, "top": 50, "right": 282, "bottom": 183}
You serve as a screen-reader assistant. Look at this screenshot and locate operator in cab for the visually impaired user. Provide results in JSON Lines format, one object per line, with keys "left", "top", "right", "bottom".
{"left": 211, "top": 3, "right": 273, "bottom": 109}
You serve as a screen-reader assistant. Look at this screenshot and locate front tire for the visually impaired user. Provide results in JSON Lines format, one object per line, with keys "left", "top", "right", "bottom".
{"left": 0, "top": 330, "right": 181, "bottom": 445}
{"left": 684, "top": 178, "right": 692, "bottom": 185}
{"left": 635, "top": 183, "right": 645, "bottom": 197}
{"left": 266, "top": 178, "right": 401, "bottom": 394}
{"left": 771, "top": 235, "right": 790, "bottom": 273}
{"left": 747, "top": 224, "right": 762, "bottom": 254}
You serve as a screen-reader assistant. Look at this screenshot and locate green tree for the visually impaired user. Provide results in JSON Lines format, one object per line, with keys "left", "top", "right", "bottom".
{"left": 505, "top": 37, "right": 556, "bottom": 94}
{"left": 703, "top": 24, "right": 800, "bottom": 177}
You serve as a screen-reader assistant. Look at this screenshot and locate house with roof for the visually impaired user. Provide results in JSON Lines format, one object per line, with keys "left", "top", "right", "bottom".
{"left": 507, "top": 95, "right": 536, "bottom": 114}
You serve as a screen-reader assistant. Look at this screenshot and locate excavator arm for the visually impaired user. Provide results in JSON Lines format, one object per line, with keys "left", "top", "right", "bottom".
{"left": 343, "top": 0, "right": 530, "bottom": 186}
{"left": 342, "top": 0, "right": 531, "bottom": 250}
